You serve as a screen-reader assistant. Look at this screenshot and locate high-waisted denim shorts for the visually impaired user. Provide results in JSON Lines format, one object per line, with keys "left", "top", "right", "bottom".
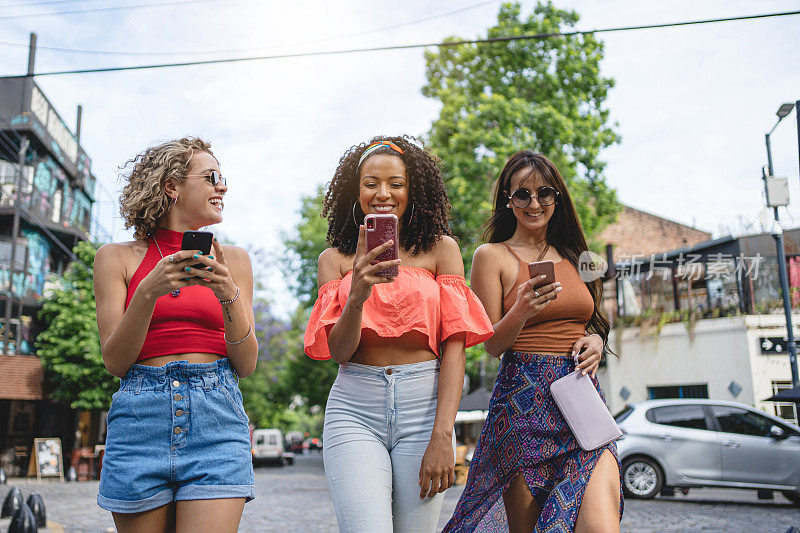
{"left": 97, "top": 359, "right": 255, "bottom": 513}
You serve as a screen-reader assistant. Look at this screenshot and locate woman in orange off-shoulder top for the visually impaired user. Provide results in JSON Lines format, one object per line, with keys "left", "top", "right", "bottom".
{"left": 304, "top": 136, "right": 493, "bottom": 532}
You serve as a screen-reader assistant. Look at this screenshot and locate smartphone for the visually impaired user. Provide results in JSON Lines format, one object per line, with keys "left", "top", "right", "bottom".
{"left": 181, "top": 231, "right": 213, "bottom": 274}
{"left": 364, "top": 214, "right": 399, "bottom": 278}
{"left": 528, "top": 260, "right": 556, "bottom": 289}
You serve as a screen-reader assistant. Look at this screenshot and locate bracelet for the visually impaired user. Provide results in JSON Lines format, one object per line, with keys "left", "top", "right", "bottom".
{"left": 225, "top": 324, "right": 252, "bottom": 345}
{"left": 219, "top": 285, "right": 240, "bottom": 305}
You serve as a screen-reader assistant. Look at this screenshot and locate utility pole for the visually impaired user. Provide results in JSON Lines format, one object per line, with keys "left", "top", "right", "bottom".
{"left": 765, "top": 103, "right": 800, "bottom": 388}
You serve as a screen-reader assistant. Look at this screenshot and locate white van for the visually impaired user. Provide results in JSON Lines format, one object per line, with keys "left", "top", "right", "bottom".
{"left": 251, "top": 429, "right": 293, "bottom": 466}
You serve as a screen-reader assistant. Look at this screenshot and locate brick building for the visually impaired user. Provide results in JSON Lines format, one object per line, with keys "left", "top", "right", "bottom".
{"left": 599, "top": 205, "right": 712, "bottom": 263}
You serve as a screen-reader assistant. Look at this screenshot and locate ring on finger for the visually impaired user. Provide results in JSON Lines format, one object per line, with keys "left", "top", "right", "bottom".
{"left": 169, "top": 255, "right": 176, "bottom": 264}
{"left": 534, "top": 290, "right": 540, "bottom": 298}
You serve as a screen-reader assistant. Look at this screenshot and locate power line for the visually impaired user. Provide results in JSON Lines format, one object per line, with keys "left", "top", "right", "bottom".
{"left": 0, "top": 0, "right": 93, "bottom": 8}
{"left": 1, "top": 9, "right": 798, "bottom": 78}
{"left": 0, "top": 0, "right": 220, "bottom": 20}
{"left": 0, "top": 0, "right": 499, "bottom": 56}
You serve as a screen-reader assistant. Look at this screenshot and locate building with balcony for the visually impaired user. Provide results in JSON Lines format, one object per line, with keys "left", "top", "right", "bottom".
{"left": 0, "top": 76, "right": 104, "bottom": 476}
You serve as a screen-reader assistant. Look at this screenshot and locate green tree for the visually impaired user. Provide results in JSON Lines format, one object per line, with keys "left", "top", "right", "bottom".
{"left": 278, "top": 189, "right": 340, "bottom": 410}
{"left": 423, "top": 1, "right": 621, "bottom": 268}
{"left": 282, "top": 188, "right": 330, "bottom": 308}
{"left": 37, "top": 240, "right": 117, "bottom": 410}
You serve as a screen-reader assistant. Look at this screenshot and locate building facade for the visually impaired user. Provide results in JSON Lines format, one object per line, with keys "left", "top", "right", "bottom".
{"left": 597, "top": 228, "right": 800, "bottom": 425}
{"left": 0, "top": 76, "right": 103, "bottom": 476}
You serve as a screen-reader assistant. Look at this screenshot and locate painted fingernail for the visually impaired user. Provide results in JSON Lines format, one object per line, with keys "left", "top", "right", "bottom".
{"left": 556, "top": 286, "right": 562, "bottom": 292}
{"left": 206, "top": 266, "right": 213, "bottom": 272}
{"left": 213, "top": 237, "right": 218, "bottom": 241}
{"left": 582, "top": 370, "right": 587, "bottom": 376}
{"left": 556, "top": 282, "right": 562, "bottom": 286}
{"left": 540, "top": 275, "right": 547, "bottom": 279}
{"left": 571, "top": 351, "right": 576, "bottom": 357}
{"left": 193, "top": 254, "right": 199, "bottom": 259}
{"left": 184, "top": 267, "right": 191, "bottom": 272}
{"left": 208, "top": 255, "right": 214, "bottom": 260}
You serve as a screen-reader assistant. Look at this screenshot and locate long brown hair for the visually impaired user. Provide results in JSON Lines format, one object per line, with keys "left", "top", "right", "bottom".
{"left": 483, "top": 151, "right": 611, "bottom": 346}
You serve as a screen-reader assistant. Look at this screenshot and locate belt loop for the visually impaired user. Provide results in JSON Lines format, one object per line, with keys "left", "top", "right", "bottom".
{"left": 202, "top": 373, "right": 213, "bottom": 391}
{"left": 134, "top": 375, "right": 143, "bottom": 395}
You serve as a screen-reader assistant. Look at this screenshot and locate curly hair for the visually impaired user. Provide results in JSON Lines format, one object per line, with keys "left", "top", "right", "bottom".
{"left": 322, "top": 135, "right": 453, "bottom": 255}
{"left": 119, "top": 137, "right": 215, "bottom": 241}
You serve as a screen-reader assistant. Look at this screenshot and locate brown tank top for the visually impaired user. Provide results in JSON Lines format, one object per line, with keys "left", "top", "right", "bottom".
{"left": 501, "top": 244, "right": 594, "bottom": 353}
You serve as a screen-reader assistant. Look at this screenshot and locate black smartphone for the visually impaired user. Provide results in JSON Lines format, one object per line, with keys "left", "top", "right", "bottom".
{"left": 181, "top": 231, "right": 213, "bottom": 274}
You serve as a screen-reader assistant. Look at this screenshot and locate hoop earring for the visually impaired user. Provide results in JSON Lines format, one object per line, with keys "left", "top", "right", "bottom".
{"left": 169, "top": 194, "right": 178, "bottom": 211}
{"left": 352, "top": 203, "right": 361, "bottom": 227}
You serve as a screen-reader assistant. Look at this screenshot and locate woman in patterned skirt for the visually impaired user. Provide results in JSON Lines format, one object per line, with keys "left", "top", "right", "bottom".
{"left": 444, "top": 151, "right": 622, "bottom": 532}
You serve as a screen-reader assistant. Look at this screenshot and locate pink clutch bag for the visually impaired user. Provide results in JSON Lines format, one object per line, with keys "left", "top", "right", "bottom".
{"left": 549, "top": 357, "right": 622, "bottom": 451}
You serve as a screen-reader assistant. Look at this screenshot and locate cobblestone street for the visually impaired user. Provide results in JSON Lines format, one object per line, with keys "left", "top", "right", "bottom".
{"left": 1, "top": 455, "right": 797, "bottom": 532}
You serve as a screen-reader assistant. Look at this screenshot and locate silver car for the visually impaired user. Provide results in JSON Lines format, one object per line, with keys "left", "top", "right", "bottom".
{"left": 614, "top": 399, "right": 800, "bottom": 505}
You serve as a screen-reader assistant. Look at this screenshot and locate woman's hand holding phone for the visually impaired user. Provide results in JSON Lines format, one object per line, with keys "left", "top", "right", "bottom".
{"left": 179, "top": 238, "right": 238, "bottom": 302}
{"left": 348, "top": 224, "right": 401, "bottom": 308}
{"left": 138, "top": 250, "right": 209, "bottom": 300}
{"left": 510, "top": 275, "right": 562, "bottom": 321}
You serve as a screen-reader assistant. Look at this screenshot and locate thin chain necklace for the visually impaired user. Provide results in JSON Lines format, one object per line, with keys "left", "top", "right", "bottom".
{"left": 152, "top": 237, "right": 181, "bottom": 297}
{"left": 509, "top": 241, "right": 550, "bottom": 262}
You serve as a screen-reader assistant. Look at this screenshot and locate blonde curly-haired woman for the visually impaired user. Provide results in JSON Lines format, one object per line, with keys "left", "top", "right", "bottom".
{"left": 93, "top": 137, "right": 257, "bottom": 533}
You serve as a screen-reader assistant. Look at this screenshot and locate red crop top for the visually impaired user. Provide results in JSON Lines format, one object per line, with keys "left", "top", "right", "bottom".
{"left": 125, "top": 228, "right": 227, "bottom": 361}
{"left": 304, "top": 266, "right": 493, "bottom": 360}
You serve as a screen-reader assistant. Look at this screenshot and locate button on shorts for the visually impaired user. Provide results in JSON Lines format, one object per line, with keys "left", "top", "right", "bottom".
{"left": 97, "top": 358, "right": 255, "bottom": 513}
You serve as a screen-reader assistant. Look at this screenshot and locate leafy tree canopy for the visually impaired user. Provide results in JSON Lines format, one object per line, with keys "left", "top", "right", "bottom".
{"left": 37, "top": 240, "right": 117, "bottom": 411}
{"left": 423, "top": 1, "right": 621, "bottom": 268}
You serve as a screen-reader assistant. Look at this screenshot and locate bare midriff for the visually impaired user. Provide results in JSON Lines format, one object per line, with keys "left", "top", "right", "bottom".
{"left": 137, "top": 353, "right": 226, "bottom": 367}
{"left": 350, "top": 329, "right": 437, "bottom": 367}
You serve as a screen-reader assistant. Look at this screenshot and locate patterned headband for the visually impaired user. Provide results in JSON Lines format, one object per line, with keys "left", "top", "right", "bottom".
{"left": 357, "top": 141, "right": 404, "bottom": 168}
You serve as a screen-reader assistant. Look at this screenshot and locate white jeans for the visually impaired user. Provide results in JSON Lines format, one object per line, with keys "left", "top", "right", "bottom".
{"left": 323, "top": 359, "right": 455, "bottom": 533}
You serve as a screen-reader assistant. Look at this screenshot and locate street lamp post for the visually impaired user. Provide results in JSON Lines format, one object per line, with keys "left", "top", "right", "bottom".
{"left": 764, "top": 102, "right": 800, "bottom": 388}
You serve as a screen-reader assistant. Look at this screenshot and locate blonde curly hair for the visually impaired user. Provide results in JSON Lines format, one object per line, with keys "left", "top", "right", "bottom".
{"left": 119, "top": 137, "right": 215, "bottom": 241}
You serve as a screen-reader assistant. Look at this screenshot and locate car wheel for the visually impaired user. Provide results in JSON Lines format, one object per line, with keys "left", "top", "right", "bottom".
{"left": 782, "top": 490, "right": 800, "bottom": 507}
{"left": 287, "top": 457, "right": 294, "bottom": 466}
{"left": 622, "top": 457, "right": 663, "bottom": 500}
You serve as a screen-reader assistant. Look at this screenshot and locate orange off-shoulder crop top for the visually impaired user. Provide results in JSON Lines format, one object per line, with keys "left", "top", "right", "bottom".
{"left": 304, "top": 266, "right": 493, "bottom": 360}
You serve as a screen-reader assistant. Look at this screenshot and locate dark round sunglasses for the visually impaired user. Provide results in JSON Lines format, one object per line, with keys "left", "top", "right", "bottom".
{"left": 508, "top": 186, "right": 559, "bottom": 208}
{"left": 187, "top": 170, "right": 226, "bottom": 187}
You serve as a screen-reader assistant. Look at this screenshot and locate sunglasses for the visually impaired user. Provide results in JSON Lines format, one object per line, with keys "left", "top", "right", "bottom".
{"left": 187, "top": 170, "right": 226, "bottom": 187}
{"left": 507, "top": 186, "right": 559, "bottom": 208}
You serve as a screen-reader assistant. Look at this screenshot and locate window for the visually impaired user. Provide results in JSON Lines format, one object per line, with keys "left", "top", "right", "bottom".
{"left": 648, "top": 384, "right": 709, "bottom": 400}
{"left": 614, "top": 406, "right": 634, "bottom": 424}
{"left": 771, "top": 380, "right": 798, "bottom": 425}
{"left": 256, "top": 435, "right": 265, "bottom": 445}
{"left": 711, "top": 405, "right": 773, "bottom": 437}
{"left": 646, "top": 404, "right": 708, "bottom": 430}
{"left": 268, "top": 435, "right": 277, "bottom": 446}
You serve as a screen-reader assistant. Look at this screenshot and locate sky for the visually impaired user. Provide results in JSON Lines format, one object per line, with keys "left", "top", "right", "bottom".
{"left": 1, "top": 0, "right": 799, "bottom": 315}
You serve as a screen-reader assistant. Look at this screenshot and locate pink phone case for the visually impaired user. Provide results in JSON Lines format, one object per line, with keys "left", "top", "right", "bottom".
{"left": 365, "top": 214, "right": 399, "bottom": 278}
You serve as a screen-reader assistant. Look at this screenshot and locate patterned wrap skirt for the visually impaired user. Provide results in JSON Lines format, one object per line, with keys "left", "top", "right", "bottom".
{"left": 444, "top": 351, "right": 623, "bottom": 532}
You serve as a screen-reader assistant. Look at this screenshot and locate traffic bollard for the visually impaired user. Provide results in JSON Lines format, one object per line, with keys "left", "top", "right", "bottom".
{"left": 8, "top": 501, "right": 37, "bottom": 533}
{"left": 1, "top": 486, "right": 23, "bottom": 518}
{"left": 0, "top": 467, "right": 6, "bottom": 484}
{"left": 25, "top": 492, "right": 46, "bottom": 528}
